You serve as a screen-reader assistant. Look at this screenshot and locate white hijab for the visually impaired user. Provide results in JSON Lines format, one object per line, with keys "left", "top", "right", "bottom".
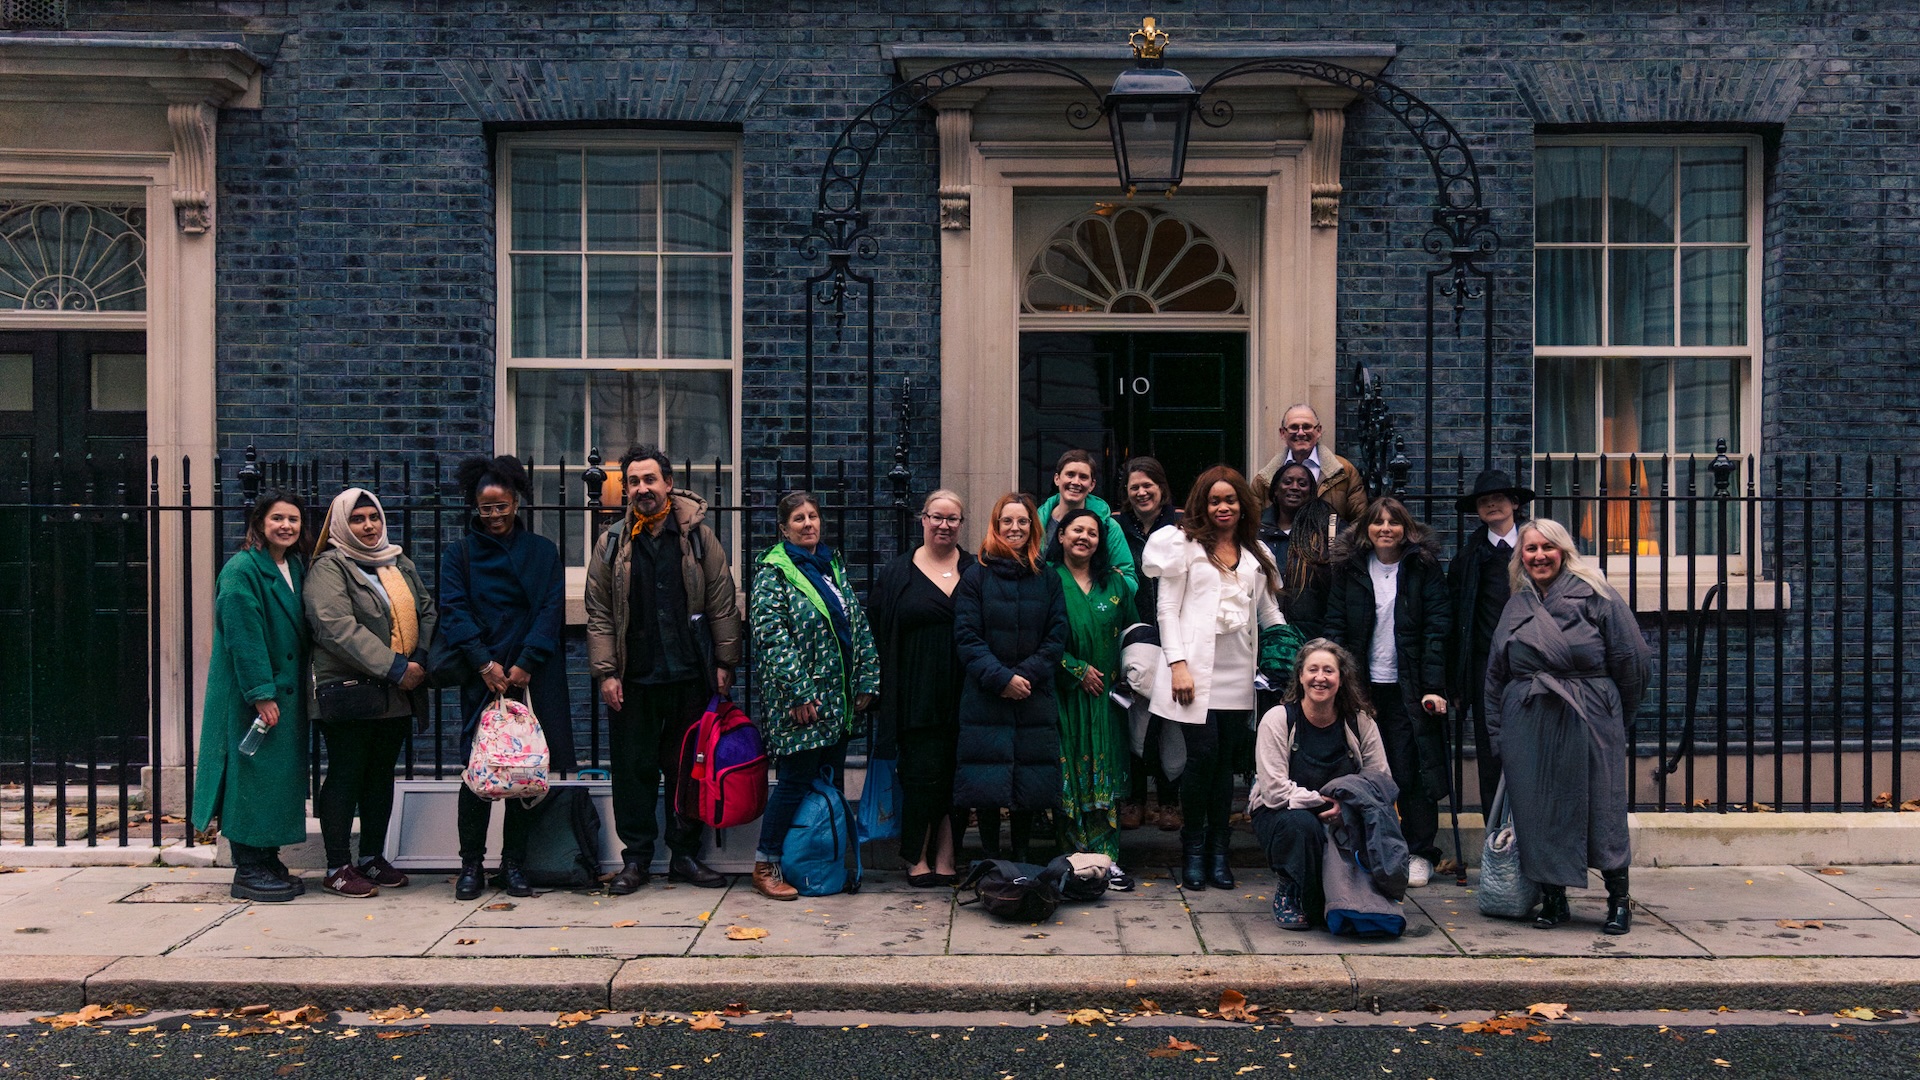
{"left": 316, "top": 487, "right": 403, "bottom": 566}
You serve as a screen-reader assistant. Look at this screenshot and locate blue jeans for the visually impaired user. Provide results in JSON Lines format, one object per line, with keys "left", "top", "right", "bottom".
{"left": 756, "top": 736, "right": 849, "bottom": 860}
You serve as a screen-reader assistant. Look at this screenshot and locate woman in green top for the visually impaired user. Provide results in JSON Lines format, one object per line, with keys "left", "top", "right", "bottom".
{"left": 192, "top": 488, "right": 313, "bottom": 903}
{"left": 1047, "top": 506, "right": 1138, "bottom": 889}
{"left": 747, "top": 490, "right": 881, "bottom": 899}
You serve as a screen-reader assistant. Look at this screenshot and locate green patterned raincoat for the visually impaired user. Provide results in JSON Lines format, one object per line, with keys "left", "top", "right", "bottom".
{"left": 748, "top": 543, "right": 881, "bottom": 756}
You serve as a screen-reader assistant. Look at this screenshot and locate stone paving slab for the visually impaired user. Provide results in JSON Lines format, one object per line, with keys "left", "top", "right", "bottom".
{"left": 692, "top": 885, "right": 950, "bottom": 956}
{"left": 1862, "top": 896, "right": 1920, "bottom": 924}
{"left": 1418, "top": 897, "right": 1711, "bottom": 958}
{"left": 166, "top": 879, "right": 482, "bottom": 959}
{"left": 1667, "top": 917, "right": 1920, "bottom": 958}
{"left": 1194, "top": 904, "right": 1452, "bottom": 955}
{"left": 459, "top": 884, "right": 720, "bottom": 927}
{"left": 1630, "top": 865, "right": 1879, "bottom": 921}
{"left": 427, "top": 924, "right": 699, "bottom": 958}
{"left": 0, "top": 868, "right": 78, "bottom": 896}
{"left": 1177, "top": 868, "right": 1284, "bottom": 912}
{"left": 947, "top": 899, "right": 1202, "bottom": 956}
{"left": 1800, "top": 864, "right": 1920, "bottom": 899}
{"left": 0, "top": 886, "right": 235, "bottom": 956}
{"left": 120, "top": 882, "right": 247, "bottom": 904}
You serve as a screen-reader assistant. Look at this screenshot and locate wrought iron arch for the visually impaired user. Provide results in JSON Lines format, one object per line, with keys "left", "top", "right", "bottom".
{"left": 797, "top": 55, "right": 1499, "bottom": 506}
{"left": 1194, "top": 59, "right": 1499, "bottom": 489}
{"left": 801, "top": 59, "right": 1106, "bottom": 489}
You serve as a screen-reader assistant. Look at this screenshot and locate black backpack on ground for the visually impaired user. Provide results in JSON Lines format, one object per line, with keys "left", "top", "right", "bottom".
{"left": 519, "top": 786, "right": 604, "bottom": 889}
{"left": 957, "top": 859, "right": 1060, "bottom": 922}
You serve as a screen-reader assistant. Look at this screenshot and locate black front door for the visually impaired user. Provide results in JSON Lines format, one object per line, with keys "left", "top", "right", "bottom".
{"left": 1019, "top": 331, "right": 1248, "bottom": 506}
{"left": 0, "top": 330, "right": 149, "bottom": 788}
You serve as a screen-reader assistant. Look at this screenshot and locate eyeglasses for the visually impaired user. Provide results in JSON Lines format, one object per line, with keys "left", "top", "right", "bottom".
{"left": 476, "top": 502, "right": 516, "bottom": 518}
{"left": 1284, "top": 423, "right": 1320, "bottom": 434}
{"left": 921, "top": 514, "right": 963, "bottom": 526}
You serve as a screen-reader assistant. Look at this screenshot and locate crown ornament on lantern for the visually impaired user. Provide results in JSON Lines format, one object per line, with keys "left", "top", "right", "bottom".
{"left": 1129, "top": 17, "right": 1169, "bottom": 62}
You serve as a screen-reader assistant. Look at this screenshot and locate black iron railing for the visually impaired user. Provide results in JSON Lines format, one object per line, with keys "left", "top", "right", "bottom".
{"left": 3, "top": 442, "right": 1917, "bottom": 847}
{"left": 0, "top": 444, "right": 914, "bottom": 847}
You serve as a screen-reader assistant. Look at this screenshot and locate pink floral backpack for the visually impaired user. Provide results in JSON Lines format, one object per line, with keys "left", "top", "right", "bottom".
{"left": 463, "top": 693, "right": 551, "bottom": 801}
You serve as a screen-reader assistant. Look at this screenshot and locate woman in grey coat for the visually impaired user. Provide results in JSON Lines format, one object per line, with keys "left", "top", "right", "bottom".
{"left": 1484, "top": 517, "right": 1650, "bottom": 935}
{"left": 305, "top": 487, "right": 437, "bottom": 898}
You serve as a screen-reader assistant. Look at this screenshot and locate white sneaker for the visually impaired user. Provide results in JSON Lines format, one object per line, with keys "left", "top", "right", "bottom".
{"left": 1407, "top": 855, "right": 1433, "bottom": 888}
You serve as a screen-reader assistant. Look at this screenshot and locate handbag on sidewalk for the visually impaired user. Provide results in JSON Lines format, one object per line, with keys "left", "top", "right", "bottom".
{"left": 1477, "top": 775, "right": 1541, "bottom": 919}
{"left": 462, "top": 691, "right": 551, "bottom": 802}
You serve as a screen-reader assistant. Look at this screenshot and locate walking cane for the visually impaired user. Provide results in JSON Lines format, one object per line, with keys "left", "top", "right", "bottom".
{"left": 1447, "top": 695, "right": 1468, "bottom": 886}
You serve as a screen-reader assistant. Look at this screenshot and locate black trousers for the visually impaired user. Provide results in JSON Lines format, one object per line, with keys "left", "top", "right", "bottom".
{"left": 1371, "top": 682, "right": 1443, "bottom": 861}
{"left": 1126, "top": 711, "right": 1181, "bottom": 807}
{"left": 1252, "top": 805, "right": 1328, "bottom": 918}
{"left": 608, "top": 676, "right": 709, "bottom": 864}
{"left": 456, "top": 785, "right": 534, "bottom": 863}
{"left": 1179, "top": 709, "right": 1249, "bottom": 847}
{"left": 315, "top": 715, "right": 410, "bottom": 869}
{"left": 974, "top": 808, "right": 1039, "bottom": 862}
{"left": 228, "top": 839, "right": 279, "bottom": 868}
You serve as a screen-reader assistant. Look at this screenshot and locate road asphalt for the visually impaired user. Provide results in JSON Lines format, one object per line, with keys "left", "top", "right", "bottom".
{"left": 5, "top": 1006, "right": 1918, "bottom": 1080}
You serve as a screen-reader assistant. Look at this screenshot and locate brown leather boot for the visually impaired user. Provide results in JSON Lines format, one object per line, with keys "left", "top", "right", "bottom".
{"left": 1118, "top": 801, "right": 1145, "bottom": 831}
{"left": 752, "top": 860, "right": 798, "bottom": 901}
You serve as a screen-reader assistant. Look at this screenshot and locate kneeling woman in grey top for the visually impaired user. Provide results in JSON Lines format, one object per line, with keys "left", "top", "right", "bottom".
{"left": 1248, "top": 639, "right": 1388, "bottom": 930}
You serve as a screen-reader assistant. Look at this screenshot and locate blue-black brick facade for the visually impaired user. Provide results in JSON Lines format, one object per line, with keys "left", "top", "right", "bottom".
{"left": 50, "top": 2, "right": 1914, "bottom": 490}
{"left": 48, "top": 3, "right": 1920, "bottom": 777}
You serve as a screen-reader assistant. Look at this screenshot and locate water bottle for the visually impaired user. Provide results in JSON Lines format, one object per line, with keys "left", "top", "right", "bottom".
{"left": 237, "top": 717, "right": 270, "bottom": 757}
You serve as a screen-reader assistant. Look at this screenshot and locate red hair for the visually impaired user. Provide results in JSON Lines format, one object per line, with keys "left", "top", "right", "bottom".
{"left": 980, "top": 492, "right": 1042, "bottom": 573}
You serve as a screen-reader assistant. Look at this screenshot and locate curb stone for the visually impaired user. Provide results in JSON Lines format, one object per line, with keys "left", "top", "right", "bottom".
{"left": 5, "top": 955, "right": 1911, "bottom": 1016}
{"left": 79, "top": 957, "right": 624, "bottom": 1012}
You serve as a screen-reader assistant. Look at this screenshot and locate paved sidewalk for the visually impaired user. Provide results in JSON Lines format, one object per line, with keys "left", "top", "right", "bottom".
{"left": 1, "top": 861, "right": 1917, "bottom": 1015}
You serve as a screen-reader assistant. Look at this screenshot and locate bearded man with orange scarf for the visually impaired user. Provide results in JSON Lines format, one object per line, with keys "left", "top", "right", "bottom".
{"left": 585, "top": 446, "right": 744, "bottom": 894}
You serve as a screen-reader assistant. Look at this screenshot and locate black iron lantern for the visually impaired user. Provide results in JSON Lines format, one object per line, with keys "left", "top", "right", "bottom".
{"left": 1104, "top": 18, "right": 1200, "bottom": 197}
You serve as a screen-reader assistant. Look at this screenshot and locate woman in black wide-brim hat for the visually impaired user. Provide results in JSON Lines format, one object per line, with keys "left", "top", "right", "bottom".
{"left": 1444, "top": 469, "right": 1533, "bottom": 815}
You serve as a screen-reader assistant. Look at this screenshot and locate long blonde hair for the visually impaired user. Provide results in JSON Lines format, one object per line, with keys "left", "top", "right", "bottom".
{"left": 1508, "top": 517, "right": 1617, "bottom": 599}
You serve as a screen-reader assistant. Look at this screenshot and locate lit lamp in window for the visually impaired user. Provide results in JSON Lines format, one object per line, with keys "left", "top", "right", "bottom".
{"left": 1105, "top": 18, "right": 1200, "bottom": 198}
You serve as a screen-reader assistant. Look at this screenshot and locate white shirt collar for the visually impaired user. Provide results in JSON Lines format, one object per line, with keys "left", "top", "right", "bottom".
{"left": 1289, "top": 445, "right": 1324, "bottom": 473}
{"left": 1490, "top": 524, "right": 1520, "bottom": 548}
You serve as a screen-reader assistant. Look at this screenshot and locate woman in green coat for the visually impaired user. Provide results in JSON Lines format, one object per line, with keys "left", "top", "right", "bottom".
{"left": 192, "top": 489, "right": 313, "bottom": 903}
{"left": 747, "top": 491, "right": 881, "bottom": 900}
{"left": 1047, "top": 507, "right": 1138, "bottom": 887}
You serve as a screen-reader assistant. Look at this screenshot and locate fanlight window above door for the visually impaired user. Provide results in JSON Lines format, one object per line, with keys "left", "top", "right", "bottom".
{"left": 1024, "top": 204, "right": 1241, "bottom": 315}
{"left": 0, "top": 203, "right": 147, "bottom": 312}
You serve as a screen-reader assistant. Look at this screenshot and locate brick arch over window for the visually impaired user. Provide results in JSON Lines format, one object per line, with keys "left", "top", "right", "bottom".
{"left": 1502, "top": 59, "right": 1808, "bottom": 125}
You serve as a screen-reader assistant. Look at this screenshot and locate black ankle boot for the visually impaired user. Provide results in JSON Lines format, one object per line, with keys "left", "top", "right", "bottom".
{"left": 230, "top": 863, "right": 298, "bottom": 903}
{"left": 455, "top": 858, "right": 486, "bottom": 901}
{"left": 1602, "top": 869, "right": 1632, "bottom": 936}
{"left": 1181, "top": 839, "right": 1207, "bottom": 890}
{"left": 1207, "top": 838, "right": 1236, "bottom": 891}
{"left": 1534, "top": 884, "right": 1571, "bottom": 928}
{"left": 492, "top": 859, "right": 533, "bottom": 897}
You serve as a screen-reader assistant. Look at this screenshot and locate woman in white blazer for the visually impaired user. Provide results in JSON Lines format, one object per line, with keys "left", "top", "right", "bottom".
{"left": 1142, "top": 465, "right": 1285, "bottom": 891}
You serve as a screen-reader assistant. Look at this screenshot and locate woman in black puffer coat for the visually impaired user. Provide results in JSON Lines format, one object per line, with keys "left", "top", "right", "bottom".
{"left": 1323, "top": 496, "right": 1454, "bottom": 888}
{"left": 952, "top": 492, "right": 1068, "bottom": 863}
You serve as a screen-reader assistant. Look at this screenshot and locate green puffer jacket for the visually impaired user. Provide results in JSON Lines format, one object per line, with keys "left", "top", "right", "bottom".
{"left": 748, "top": 543, "right": 881, "bottom": 757}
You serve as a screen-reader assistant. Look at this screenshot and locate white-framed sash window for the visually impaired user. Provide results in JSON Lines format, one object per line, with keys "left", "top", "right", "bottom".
{"left": 496, "top": 133, "right": 741, "bottom": 571}
{"left": 1533, "top": 135, "right": 1762, "bottom": 564}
